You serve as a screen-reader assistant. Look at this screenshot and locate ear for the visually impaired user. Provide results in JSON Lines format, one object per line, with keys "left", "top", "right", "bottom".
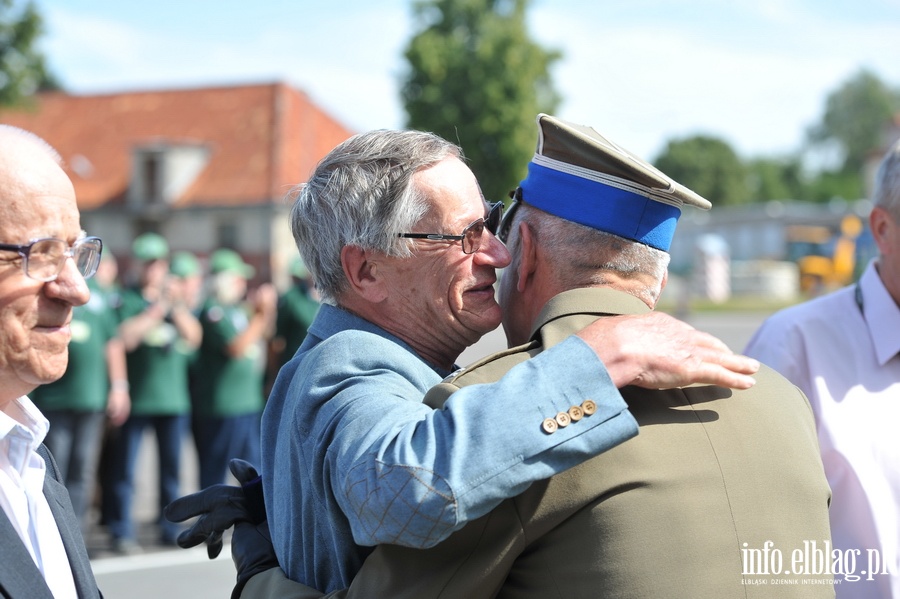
{"left": 870, "top": 206, "right": 896, "bottom": 257}
{"left": 515, "top": 221, "right": 539, "bottom": 293}
{"left": 340, "top": 245, "right": 387, "bottom": 303}
{"left": 650, "top": 270, "right": 669, "bottom": 310}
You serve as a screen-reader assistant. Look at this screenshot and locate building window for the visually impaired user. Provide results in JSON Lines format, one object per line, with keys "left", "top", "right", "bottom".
{"left": 217, "top": 221, "right": 239, "bottom": 248}
{"left": 142, "top": 151, "right": 163, "bottom": 204}
{"left": 129, "top": 142, "right": 209, "bottom": 209}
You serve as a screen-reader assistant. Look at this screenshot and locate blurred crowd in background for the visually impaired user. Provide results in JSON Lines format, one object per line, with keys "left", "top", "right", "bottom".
{"left": 28, "top": 232, "right": 320, "bottom": 555}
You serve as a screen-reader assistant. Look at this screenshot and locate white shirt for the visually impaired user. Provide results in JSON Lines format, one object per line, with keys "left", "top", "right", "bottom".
{"left": 0, "top": 395, "right": 78, "bottom": 599}
{"left": 745, "top": 260, "right": 900, "bottom": 599}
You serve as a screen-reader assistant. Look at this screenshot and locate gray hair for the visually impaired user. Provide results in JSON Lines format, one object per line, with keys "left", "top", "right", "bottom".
{"left": 288, "top": 129, "right": 462, "bottom": 304}
{"left": 0, "top": 124, "right": 63, "bottom": 165}
{"left": 506, "top": 202, "right": 670, "bottom": 306}
{"left": 873, "top": 138, "right": 900, "bottom": 221}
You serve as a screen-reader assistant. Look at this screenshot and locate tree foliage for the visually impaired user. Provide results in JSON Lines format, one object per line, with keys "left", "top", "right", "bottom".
{"left": 649, "top": 71, "right": 899, "bottom": 206}
{"left": 401, "top": 0, "right": 561, "bottom": 204}
{"left": 806, "top": 69, "right": 900, "bottom": 174}
{"left": 0, "top": 0, "right": 58, "bottom": 107}
{"left": 653, "top": 135, "right": 750, "bottom": 206}
{"left": 746, "top": 156, "right": 806, "bottom": 202}
{"left": 802, "top": 169, "right": 864, "bottom": 203}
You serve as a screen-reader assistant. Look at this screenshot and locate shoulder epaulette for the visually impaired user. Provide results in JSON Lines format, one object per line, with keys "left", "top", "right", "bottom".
{"left": 445, "top": 339, "right": 541, "bottom": 386}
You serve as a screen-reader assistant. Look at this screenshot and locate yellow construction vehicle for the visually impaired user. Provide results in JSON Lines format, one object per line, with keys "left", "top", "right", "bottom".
{"left": 787, "top": 215, "right": 864, "bottom": 295}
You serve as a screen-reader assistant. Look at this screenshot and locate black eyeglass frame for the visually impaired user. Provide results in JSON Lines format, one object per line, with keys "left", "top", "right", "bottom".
{"left": 0, "top": 236, "right": 104, "bottom": 282}
{"left": 398, "top": 201, "right": 504, "bottom": 255}
{"left": 497, "top": 187, "right": 524, "bottom": 244}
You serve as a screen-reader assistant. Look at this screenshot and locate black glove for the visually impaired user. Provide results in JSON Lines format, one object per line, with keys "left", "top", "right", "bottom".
{"left": 164, "top": 459, "right": 267, "bottom": 559}
{"left": 231, "top": 518, "right": 280, "bottom": 599}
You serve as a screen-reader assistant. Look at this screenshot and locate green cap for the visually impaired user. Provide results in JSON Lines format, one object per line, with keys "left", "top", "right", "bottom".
{"left": 209, "top": 248, "right": 255, "bottom": 278}
{"left": 170, "top": 251, "right": 200, "bottom": 278}
{"left": 132, "top": 232, "right": 169, "bottom": 261}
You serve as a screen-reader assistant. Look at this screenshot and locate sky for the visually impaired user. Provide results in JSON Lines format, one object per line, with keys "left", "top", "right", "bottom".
{"left": 31, "top": 0, "right": 900, "bottom": 161}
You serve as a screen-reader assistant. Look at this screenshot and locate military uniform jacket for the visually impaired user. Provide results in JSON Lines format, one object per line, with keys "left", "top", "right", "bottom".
{"left": 245, "top": 287, "right": 835, "bottom": 599}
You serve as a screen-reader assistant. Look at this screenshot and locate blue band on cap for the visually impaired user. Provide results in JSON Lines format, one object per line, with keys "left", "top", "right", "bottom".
{"left": 520, "top": 161, "right": 681, "bottom": 252}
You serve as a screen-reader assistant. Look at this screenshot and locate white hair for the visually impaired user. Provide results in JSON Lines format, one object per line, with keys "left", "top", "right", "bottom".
{"left": 506, "top": 202, "right": 670, "bottom": 307}
{"left": 873, "top": 138, "right": 900, "bottom": 221}
{"left": 0, "top": 124, "right": 63, "bottom": 165}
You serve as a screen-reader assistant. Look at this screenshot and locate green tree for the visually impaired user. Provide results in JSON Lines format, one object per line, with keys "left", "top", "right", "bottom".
{"left": 653, "top": 135, "right": 750, "bottom": 206}
{"left": 746, "top": 156, "right": 806, "bottom": 202}
{"left": 802, "top": 170, "right": 864, "bottom": 203}
{"left": 806, "top": 69, "right": 900, "bottom": 174}
{"left": 401, "top": 0, "right": 561, "bottom": 204}
{"left": 0, "top": 0, "right": 59, "bottom": 107}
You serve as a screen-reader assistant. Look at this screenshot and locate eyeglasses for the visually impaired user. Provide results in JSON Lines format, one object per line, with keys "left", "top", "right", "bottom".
{"left": 497, "top": 187, "right": 523, "bottom": 244}
{"left": 0, "top": 236, "right": 103, "bottom": 282}
{"left": 398, "top": 201, "right": 504, "bottom": 255}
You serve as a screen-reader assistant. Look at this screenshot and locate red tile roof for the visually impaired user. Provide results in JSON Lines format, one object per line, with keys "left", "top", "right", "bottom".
{"left": 0, "top": 82, "right": 355, "bottom": 210}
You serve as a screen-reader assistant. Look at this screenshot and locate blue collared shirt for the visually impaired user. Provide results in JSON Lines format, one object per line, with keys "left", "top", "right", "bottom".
{"left": 262, "top": 303, "right": 638, "bottom": 592}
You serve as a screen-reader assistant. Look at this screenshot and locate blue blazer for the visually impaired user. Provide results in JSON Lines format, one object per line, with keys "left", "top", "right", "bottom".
{"left": 0, "top": 445, "right": 101, "bottom": 599}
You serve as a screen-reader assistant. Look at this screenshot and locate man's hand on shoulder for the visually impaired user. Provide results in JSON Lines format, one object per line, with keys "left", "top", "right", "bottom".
{"left": 577, "top": 312, "right": 759, "bottom": 390}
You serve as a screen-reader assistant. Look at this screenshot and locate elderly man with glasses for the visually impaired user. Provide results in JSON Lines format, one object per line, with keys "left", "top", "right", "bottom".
{"left": 167, "top": 128, "right": 757, "bottom": 594}
{"left": 0, "top": 124, "right": 104, "bottom": 598}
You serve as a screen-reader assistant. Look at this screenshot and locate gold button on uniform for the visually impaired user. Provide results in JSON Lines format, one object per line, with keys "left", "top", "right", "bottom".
{"left": 541, "top": 418, "right": 558, "bottom": 434}
{"left": 568, "top": 405, "right": 584, "bottom": 421}
{"left": 582, "top": 399, "right": 597, "bottom": 415}
{"left": 555, "top": 411, "right": 571, "bottom": 427}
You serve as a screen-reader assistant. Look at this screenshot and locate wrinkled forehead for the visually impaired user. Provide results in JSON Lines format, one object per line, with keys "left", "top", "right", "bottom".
{"left": 0, "top": 127, "right": 65, "bottom": 177}
{"left": 0, "top": 137, "right": 79, "bottom": 240}
{"left": 414, "top": 157, "right": 486, "bottom": 225}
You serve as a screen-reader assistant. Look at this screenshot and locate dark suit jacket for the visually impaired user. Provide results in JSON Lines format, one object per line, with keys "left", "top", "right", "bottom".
{"left": 0, "top": 444, "right": 101, "bottom": 599}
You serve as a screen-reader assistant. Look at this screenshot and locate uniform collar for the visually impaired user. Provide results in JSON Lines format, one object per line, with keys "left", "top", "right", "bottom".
{"left": 530, "top": 287, "right": 651, "bottom": 346}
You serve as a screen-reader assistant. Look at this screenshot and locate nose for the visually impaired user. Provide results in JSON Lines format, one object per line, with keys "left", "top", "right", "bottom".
{"left": 475, "top": 229, "right": 511, "bottom": 268}
{"left": 45, "top": 256, "right": 91, "bottom": 306}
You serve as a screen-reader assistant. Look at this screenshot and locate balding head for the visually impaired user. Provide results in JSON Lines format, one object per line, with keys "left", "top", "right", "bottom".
{"left": 0, "top": 125, "right": 63, "bottom": 163}
{"left": 0, "top": 126, "right": 89, "bottom": 406}
{"left": 0, "top": 126, "right": 70, "bottom": 209}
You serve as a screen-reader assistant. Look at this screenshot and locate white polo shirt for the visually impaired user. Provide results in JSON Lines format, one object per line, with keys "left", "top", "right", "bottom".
{"left": 0, "top": 395, "right": 78, "bottom": 599}
{"left": 745, "top": 260, "right": 900, "bottom": 598}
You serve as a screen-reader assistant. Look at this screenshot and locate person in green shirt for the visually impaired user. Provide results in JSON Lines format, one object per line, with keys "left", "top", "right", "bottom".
{"left": 192, "top": 249, "right": 276, "bottom": 489}
{"left": 169, "top": 250, "right": 204, "bottom": 313}
{"left": 105, "top": 233, "right": 202, "bottom": 552}
{"left": 267, "top": 257, "right": 320, "bottom": 389}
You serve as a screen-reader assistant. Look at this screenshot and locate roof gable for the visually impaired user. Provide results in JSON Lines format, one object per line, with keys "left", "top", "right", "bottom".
{"left": 0, "top": 82, "right": 355, "bottom": 210}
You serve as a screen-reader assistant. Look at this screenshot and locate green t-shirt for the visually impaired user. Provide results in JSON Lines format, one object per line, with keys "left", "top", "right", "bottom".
{"left": 274, "top": 282, "right": 320, "bottom": 368}
{"left": 31, "top": 282, "right": 118, "bottom": 413}
{"left": 118, "top": 289, "right": 193, "bottom": 416}
{"left": 192, "top": 300, "right": 265, "bottom": 418}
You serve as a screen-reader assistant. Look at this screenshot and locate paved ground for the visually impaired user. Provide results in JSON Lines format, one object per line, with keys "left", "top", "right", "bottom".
{"left": 88, "top": 307, "right": 775, "bottom": 598}
{"left": 88, "top": 433, "right": 243, "bottom": 598}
